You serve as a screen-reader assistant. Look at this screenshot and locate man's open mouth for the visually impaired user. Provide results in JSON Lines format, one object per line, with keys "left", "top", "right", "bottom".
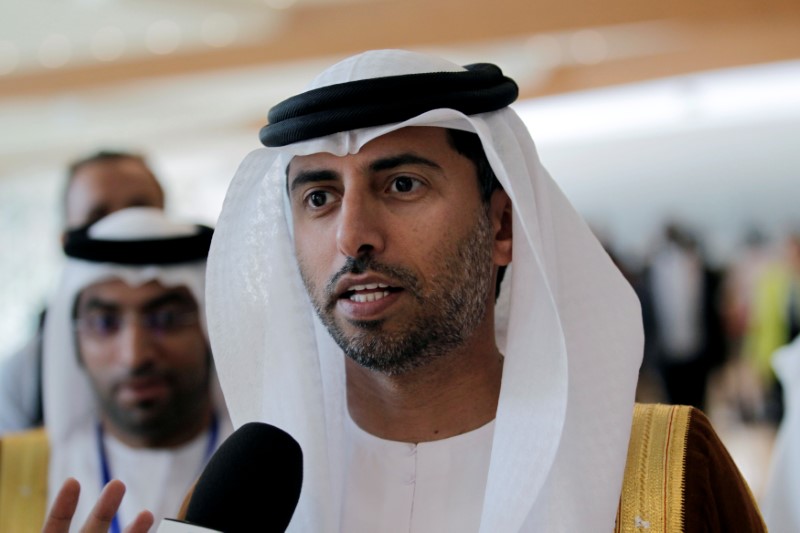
{"left": 342, "top": 282, "right": 401, "bottom": 303}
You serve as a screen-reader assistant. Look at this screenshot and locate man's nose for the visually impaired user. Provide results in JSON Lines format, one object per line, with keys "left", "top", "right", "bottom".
{"left": 336, "top": 190, "right": 386, "bottom": 259}
{"left": 116, "top": 318, "right": 156, "bottom": 368}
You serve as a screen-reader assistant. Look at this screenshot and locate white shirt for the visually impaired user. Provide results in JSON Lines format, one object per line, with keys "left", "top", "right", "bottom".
{"left": 56, "top": 416, "right": 230, "bottom": 532}
{"left": 105, "top": 426, "right": 214, "bottom": 527}
{"left": 342, "top": 415, "right": 495, "bottom": 533}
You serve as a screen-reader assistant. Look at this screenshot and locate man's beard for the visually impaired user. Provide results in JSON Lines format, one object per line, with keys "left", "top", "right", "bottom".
{"left": 92, "top": 360, "right": 211, "bottom": 443}
{"left": 300, "top": 209, "right": 495, "bottom": 376}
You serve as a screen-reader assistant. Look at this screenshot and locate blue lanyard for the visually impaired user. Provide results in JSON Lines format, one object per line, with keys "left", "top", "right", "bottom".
{"left": 96, "top": 414, "right": 220, "bottom": 533}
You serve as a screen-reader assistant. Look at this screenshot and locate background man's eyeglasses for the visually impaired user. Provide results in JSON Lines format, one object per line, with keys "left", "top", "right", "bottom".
{"left": 74, "top": 308, "right": 200, "bottom": 339}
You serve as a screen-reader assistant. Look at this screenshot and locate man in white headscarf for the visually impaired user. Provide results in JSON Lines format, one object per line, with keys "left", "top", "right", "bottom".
{"left": 0, "top": 207, "right": 232, "bottom": 532}
{"left": 202, "top": 50, "right": 763, "bottom": 532}
{"left": 44, "top": 49, "right": 764, "bottom": 533}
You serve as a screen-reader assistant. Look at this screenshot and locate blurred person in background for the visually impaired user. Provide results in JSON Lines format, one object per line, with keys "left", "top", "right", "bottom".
{"left": 645, "top": 222, "right": 726, "bottom": 410}
{"left": 719, "top": 227, "right": 775, "bottom": 422}
{"left": 0, "top": 207, "right": 232, "bottom": 531}
{"left": 743, "top": 230, "right": 800, "bottom": 424}
{"left": 62, "top": 151, "right": 165, "bottom": 234}
{"left": 760, "top": 332, "right": 800, "bottom": 532}
{"left": 0, "top": 151, "right": 165, "bottom": 434}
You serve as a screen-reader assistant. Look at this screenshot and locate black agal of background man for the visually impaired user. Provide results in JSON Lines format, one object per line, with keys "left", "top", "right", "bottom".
{"left": 63, "top": 225, "right": 214, "bottom": 265}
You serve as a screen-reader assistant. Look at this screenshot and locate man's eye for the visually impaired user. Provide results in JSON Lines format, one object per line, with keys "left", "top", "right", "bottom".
{"left": 145, "top": 308, "right": 198, "bottom": 332}
{"left": 80, "top": 312, "right": 120, "bottom": 335}
{"left": 95, "top": 314, "right": 119, "bottom": 334}
{"left": 148, "top": 309, "right": 180, "bottom": 330}
{"left": 390, "top": 176, "right": 420, "bottom": 193}
{"left": 306, "top": 191, "right": 332, "bottom": 208}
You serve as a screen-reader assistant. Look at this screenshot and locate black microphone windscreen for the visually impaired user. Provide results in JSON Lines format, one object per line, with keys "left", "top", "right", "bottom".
{"left": 184, "top": 422, "right": 303, "bottom": 532}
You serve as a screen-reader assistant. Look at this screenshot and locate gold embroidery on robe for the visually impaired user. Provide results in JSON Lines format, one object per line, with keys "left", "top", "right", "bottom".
{"left": 0, "top": 428, "right": 49, "bottom": 532}
{"left": 616, "top": 404, "right": 692, "bottom": 533}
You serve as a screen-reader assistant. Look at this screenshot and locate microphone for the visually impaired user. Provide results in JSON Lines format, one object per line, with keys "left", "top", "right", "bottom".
{"left": 157, "top": 422, "right": 303, "bottom": 533}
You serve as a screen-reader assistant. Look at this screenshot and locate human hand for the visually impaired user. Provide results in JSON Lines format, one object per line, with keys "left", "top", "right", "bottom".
{"left": 42, "top": 477, "right": 154, "bottom": 533}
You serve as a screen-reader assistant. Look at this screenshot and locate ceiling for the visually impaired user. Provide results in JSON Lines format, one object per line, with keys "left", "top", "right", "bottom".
{"left": 2, "top": 0, "right": 799, "bottom": 175}
{"left": 3, "top": 0, "right": 800, "bottom": 92}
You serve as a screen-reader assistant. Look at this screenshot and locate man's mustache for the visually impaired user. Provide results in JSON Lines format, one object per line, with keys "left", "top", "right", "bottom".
{"left": 324, "top": 255, "right": 422, "bottom": 309}
{"left": 113, "top": 362, "right": 169, "bottom": 387}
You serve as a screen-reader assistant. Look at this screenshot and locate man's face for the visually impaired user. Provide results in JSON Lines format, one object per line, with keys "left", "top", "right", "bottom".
{"left": 288, "top": 127, "right": 503, "bottom": 375}
{"left": 65, "top": 158, "right": 164, "bottom": 230}
{"left": 74, "top": 279, "right": 211, "bottom": 438}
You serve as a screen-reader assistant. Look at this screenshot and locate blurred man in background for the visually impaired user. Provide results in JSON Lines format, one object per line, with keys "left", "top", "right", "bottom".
{"left": 744, "top": 231, "right": 800, "bottom": 423}
{"left": 0, "top": 207, "right": 231, "bottom": 531}
{"left": 0, "top": 151, "right": 165, "bottom": 434}
{"left": 646, "top": 222, "right": 725, "bottom": 410}
{"left": 63, "top": 151, "right": 165, "bottom": 233}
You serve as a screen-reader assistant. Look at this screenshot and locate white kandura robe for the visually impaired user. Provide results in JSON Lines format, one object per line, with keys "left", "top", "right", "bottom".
{"left": 342, "top": 416, "right": 494, "bottom": 533}
{"left": 59, "top": 416, "right": 232, "bottom": 529}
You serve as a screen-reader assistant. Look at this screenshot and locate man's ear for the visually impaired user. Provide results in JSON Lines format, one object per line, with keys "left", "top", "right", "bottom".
{"left": 490, "top": 189, "right": 512, "bottom": 266}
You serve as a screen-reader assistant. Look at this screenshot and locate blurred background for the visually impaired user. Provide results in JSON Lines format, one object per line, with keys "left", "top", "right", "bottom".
{"left": 2, "top": 0, "right": 799, "bottom": 503}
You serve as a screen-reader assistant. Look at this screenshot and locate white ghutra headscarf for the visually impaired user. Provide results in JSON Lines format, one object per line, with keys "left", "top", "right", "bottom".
{"left": 206, "top": 49, "right": 643, "bottom": 532}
